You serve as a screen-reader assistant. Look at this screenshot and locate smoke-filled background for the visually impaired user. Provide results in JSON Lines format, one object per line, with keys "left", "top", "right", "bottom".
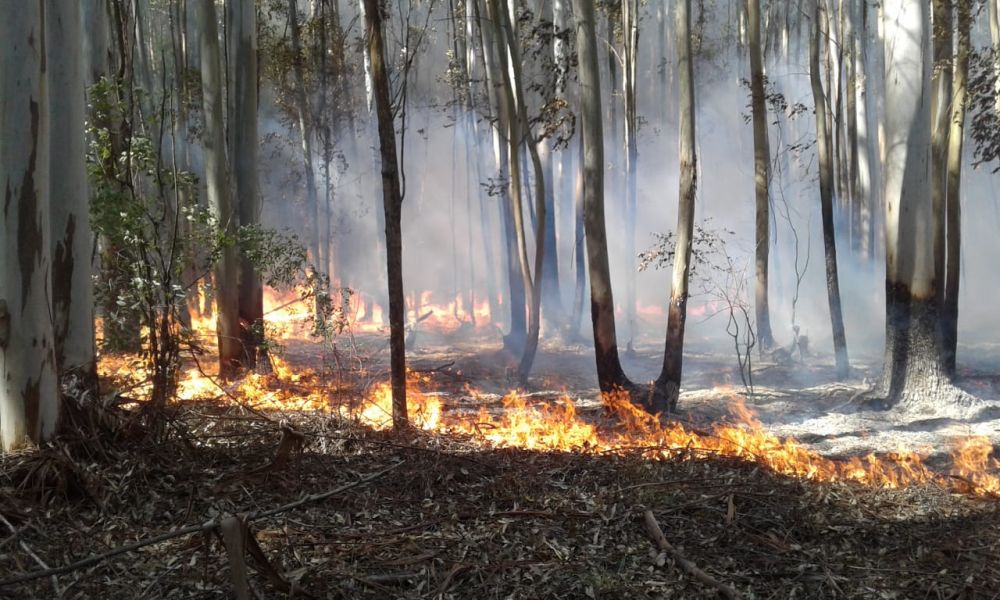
{"left": 250, "top": 0, "right": 999, "bottom": 371}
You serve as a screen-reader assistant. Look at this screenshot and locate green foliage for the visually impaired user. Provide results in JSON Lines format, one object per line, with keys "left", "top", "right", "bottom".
{"left": 87, "top": 76, "right": 307, "bottom": 408}
{"left": 967, "top": 46, "right": 1000, "bottom": 172}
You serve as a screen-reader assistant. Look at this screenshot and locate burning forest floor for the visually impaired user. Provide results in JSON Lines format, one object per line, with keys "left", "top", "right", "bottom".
{"left": 1, "top": 324, "right": 1000, "bottom": 598}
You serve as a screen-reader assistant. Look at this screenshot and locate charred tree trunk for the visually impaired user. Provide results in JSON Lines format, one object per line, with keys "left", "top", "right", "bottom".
{"left": 364, "top": 0, "right": 407, "bottom": 429}
{"left": 811, "top": 0, "right": 850, "bottom": 378}
{"left": 654, "top": 0, "right": 697, "bottom": 414}
{"left": 878, "top": 0, "right": 954, "bottom": 408}
{"left": 197, "top": 0, "right": 241, "bottom": 379}
{"left": 228, "top": 0, "right": 266, "bottom": 371}
{"left": 571, "top": 0, "right": 633, "bottom": 394}
{"left": 747, "top": 0, "right": 775, "bottom": 350}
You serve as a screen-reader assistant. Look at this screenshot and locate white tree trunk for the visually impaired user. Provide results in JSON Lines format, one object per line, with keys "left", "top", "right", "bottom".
{"left": 0, "top": 2, "right": 59, "bottom": 451}
{"left": 48, "top": 0, "right": 97, "bottom": 383}
{"left": 879, "top": 0, "right": 948, "bottom": 405}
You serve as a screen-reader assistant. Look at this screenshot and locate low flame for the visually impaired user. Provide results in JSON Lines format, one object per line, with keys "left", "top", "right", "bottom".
{"left": 97, "top": 296, "right": 999, "bottom": 499}
{"left": 346, "top": 385, "right": 999, "bottom": 497}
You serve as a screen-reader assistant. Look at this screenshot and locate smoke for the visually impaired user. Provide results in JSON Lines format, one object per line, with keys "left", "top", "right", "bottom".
{"left": 252, "top": 0, "right": 999, "bottom": 374}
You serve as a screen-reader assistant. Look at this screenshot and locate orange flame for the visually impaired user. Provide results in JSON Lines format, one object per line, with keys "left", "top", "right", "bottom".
{"left": 98, "top": 348, "right": 999, "bottom": 499}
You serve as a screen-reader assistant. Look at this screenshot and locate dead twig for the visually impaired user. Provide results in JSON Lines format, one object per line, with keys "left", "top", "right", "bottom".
{"left": 0, "top": 462, "right": 402, "bottom": 589}
{"left": 0, "top": 513, "right": 60, "bottom": 596}
{"left": 642, "top": 509, "right": 743, "bottom": 600}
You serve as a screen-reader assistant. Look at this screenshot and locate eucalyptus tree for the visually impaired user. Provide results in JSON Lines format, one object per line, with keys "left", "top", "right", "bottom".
{"left": 363, "top": 0, "right": 408, "bottom": 428}
{"left": 571, "top": 0, "right": 633, "bottom": 394}
{"left": 196, "top": 0, "right": 241, "bottom": 379}
{"left": 809, "top": 0, "right": 850, "bottom": 379}
{"left": 747, "top": 0, "right": 775, "bottom": 350}
{"left": 654, "top": 0, "right": 698, "bottom": 413}
{"left": 943, "top": 0, "right": 971, "bottom": 374}
{"left": 876, "top": 0, "right": 960, "bottom": 407}
{"left": 50, "top": 0, "right": 98, "bottom": 385}
{"left": 0, "top": 2, "right": 59, "bottom": 450}
{"left": 227, "top": 0, "right": 266, "bottom": 370}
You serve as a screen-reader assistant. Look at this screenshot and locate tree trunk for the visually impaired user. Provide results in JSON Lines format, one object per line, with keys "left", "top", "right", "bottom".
{"left": 491, "top": 0, "right": 547, "bottom": 383}
{"left": 811, "top": 0, "right": 850, "bottom": 379}
{"left": 49, "top": 0, "right": 97, "bottom": 388}
{"left": 364, "top": 0, "right": 408, "bottom": 429}
{"left": 228, "top": 0, "right": 266, "bottom": 371}
{"left": 930, "top": 0, "right": 952, "bottom": 308}
{"left": 654, "top": 0, "right": 697, "bottom": 414}
{"left": 571, "top": 131, "right": 586, "bottom": 338}
{"left": 878, "top": 0, "right": 950, "bottom": 407}
{"left": 855, "top": 0, "right": 875, "bottom": 259}
{"left": 197, "top": 0, "right": 241, "bottom": 379}
{"left": 845, "top": 0, "right": 861, "bottom": 255}
{"left": 747, "top": 0, "right": 775, "bottom": 349}
{"left": 0, "top": 2, "right": 60, "bottom": 451}
{"left": 571, "top": 0, "right": 632, "bottom": 394}
{"left": 476, "top": 0, "right": 525, "bottom": 351}
{"left": 622, "top": 0, "right": 639, "bottom": 354}
{"left": 942, "top": 0, "right": 970, "bottom": 375}
{"left": 288, "top": 0, "right": 323, "bottom": 313}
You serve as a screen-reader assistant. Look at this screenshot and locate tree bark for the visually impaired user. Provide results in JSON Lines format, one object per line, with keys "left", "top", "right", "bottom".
{"left": 0, "top": 1, "right": 60, "bottom": 451}
{"left": 878, "top": 0, "right": 950, "bottom": 407}
{"left": 228, "top": 0, "right": 265, "bottom": 371}
{"left": 747, "top": 0, "right": 775, "bottom": 350}
{"left": 930, "top": 0, "right": 952, "bottom": 308}
{"left": 197, "top": 0, "right": 241, "bottom": 379}
{"left": 855, "top": 0, "right": 875, "bottom": 259}
{"left": 655, "top": 0, "right": 697, "bottom": 414}
{"left": 364, "top": 0, "right": 408, "bottom": 429}
{"left": 48, "top": 0, "right": 98, "bottom": 388}
{"left": 571, "top": 0, "right": 632, "bottom": 394}
{"left": 288, "top": 0, "right": 324, "bottom": 309}
{"left": 475, "top": 0, "right": 525, "bottom": 351}
{"left": 942, "top": 0, "right": 970, "bottom": 375}
{"left": 810, "top": 0, "right": 850, "bottom": 379}
{"left": 621, "top": 0, "right": 640, "bottom": 353}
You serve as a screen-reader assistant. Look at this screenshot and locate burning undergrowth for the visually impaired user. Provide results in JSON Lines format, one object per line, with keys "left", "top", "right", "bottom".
{"left": 99, "top": 344, "right": 1000, "bottom": 500}
{"left": 0, "top": 371, "right": 998, "bottom": 598}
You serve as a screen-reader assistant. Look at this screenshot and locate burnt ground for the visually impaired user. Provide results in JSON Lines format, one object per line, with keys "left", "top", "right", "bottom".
{"left": 398, "top": 327, "right": 1000, "bottom": 460}
{"left": 0, "top": 328, "right": 998, "bottom": 599}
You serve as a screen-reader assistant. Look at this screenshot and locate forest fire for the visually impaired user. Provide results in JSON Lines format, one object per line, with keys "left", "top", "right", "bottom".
{"left": 110, "top": 350, "right": 997, "bottom": 499}
{"left": 355, "top": 382, "right": 999, "bottom": 497}
{"left": 96, "top": 285, "right": 1000, "bottom": 501}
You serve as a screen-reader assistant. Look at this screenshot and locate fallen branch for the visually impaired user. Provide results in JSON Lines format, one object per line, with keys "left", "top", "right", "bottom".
{"left": 642, "top": 509, "right": 742, "bottom": 600}
{"left": 412, "top": 361, "right": 455, "bottom": 374}
{"left": 0, "top": 462, "right": 402, "bottom": 588}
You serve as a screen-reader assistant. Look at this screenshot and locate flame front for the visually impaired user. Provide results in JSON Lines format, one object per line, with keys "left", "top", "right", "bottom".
{"left": 98, "top": 287, "right": 999, "bottom": 499}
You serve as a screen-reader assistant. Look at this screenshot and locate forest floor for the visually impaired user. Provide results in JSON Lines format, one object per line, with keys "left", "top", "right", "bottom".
{"left": 0, "top": 327, "right": 998, "bottom": 598}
